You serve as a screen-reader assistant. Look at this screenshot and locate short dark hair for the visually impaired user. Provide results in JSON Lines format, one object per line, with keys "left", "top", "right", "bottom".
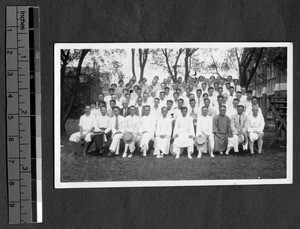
{"left": 219, "top": 105, "right": 226, "bottom": 109}
{"left": 204, "top": 98, "right": 210, "bottom": 102}
{"left": 181, "top": 106, "right": 188, "bottom": 111}
{"left": 237, "top": 105, "right": 245, "bottom": 109}
{"left": 203, "top": 93, "right": 208, "bottom": 97}
{"left": 90, "top": 101, "right": 96, "bottom": 105}
{"left": 233, "top": 98, "right": 239, "bottom": 102}
{"left": 113, "top": 106, "right": 120, "bottom": 111}
{"left": 251, "top": 96, "right": 258, "bottom": 100}
{"left": 167, "top": 100, "right": 173, "bottom": 104}
{"left": 217, "top": 95, "right": 224, "bottom": 100}
{"left": 189, "top": 98, "right": 196, "bottom": 103}
{"left": 129, "top": 105, "right": 136, "bottom": 109}
{"left": 229, "top": 86, "right": 234, "bottom": 90}
{"left": 208, "top": 87, "right": 214, "bottom": 90}
{"left": 196, "top": 89, "right": 202, "bottom": 93}
{"left": 110, "top": 99, "right": 116, "bottom": 104}
{"left": 246, "top": 90, "right": 253, "bottom": 94}
{"left": 108, "top": 88, "right": 115, "bottom": 92}
{"left": 178, "top": 98, "right": 184, "bottom": 103}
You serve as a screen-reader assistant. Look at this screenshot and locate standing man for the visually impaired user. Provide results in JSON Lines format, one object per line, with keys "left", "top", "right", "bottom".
{"left": 139, "top": 105, "right": 156, "bottom": 156}
{"left": 243, "top": 90, "right": 253, "bottom": 110}
{"left": 213, "top": 106, "right": 231, "bottom": 155}
{"left": 225, "top": 105, "right": 249, "bottom": 156}
{"left": 172, "top": 107, "right": 195, "bottom": 159}
{"left": 120, "top": 100, "right": 130, "bottom": 117}
{"left": 195, "top": 89, "right": 203, "bottom": 109}
{"left": 107, "top": 107, "right": 126, "bottom": 157}
{"left": 135, "top": 97, "right": 144, "bottom": 117}
{"left": 69, "top": 105, "right": 95, "bottom": 155}
{"left": 227, "top": 98, "right": 239, "bottom": 119}
{"left": 196, "top": 106, "right": 215, "bottom": 158}
{"left": 245, "top": 96, "right": 263, "bottom": 117}
{"left": 248, "top": 105, "right": 265, "bottom": 155}
{"left": 123, "top": 106, "right": 141, "bottom": 158}
{"left": 154, "top": 107, "right": 172, "bottom": 158}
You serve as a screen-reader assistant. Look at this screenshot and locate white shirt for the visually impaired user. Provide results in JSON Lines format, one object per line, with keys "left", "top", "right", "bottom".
{"left": 136, "top": 105, "right": 144, "bottom": 117}
{"left": 124, "top": 115, "right": 140, "bottom": 134}
{"left": 110, "top": 115, "right": 126, "bottom": 134}
{"left": 93, "top": 114, "right": 111, "bottom": 133}
{"left": 196, "top": 115, "right": 213, "bottom": 136}
{"left": 90, "top": 108, "right": 100, "bottom": 117}
{"left": 156, "top": 116, "right": 172, "bottom": 138}
{"left": 79, "top": 114, "right": 95, "bottom": 131}
{"left": 150, "top": 105, "right": 162, "bottom": 120}
{"left": 248, "top": 114, "right": 265, "bottom": 133}
{"left": 139, "top": 115, "right": 156, "bottom": 136}
{"left": 104, "top": 95, "right": 112, "bottom": 105}
{"left": 226, "top": 106, "right": 238, "bottom": 119}
{"left": 243, "top": 99, "right": 252, "bottom": 110}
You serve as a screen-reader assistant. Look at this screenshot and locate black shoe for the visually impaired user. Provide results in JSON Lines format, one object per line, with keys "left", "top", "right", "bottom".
{"left": 107, "top": 151, "right": 115, "bottom": 157}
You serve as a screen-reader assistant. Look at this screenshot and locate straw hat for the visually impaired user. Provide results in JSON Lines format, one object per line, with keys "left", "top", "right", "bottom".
{"left": 238, "top": 132, "right": 247, "bottom": 144}
{"left": 194, "top": 136, "right": 206, "bottom": 147}
{"left": 123, "top": 132, "right": 134, "bottom": 144}
{"left": 249, "top": 132, "right": 259, "bottom": 142}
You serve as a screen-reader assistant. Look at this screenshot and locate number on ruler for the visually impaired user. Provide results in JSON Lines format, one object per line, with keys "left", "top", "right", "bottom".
{"left": 7, "top": 50, "right": 14, "bottom": 54}
{"left": 8, "top": 137, "right": 14, "bottom": 142}
{"left": 9, "top": 203, "right": 15, "bottom": 208}
{"left": 21, "top": 109, "right": 27, "bottom": 114}
{"left": 8, "top": 94, "right": 13, "bottom": 98}
{"left": 9, "top": 159, "right": 15, "bottom": 163}
{"left": 7, "top": 72, "right": 13, "bottom": 76}
{"left": 9, "top": 181, "right": 15, "bottom": 185}
{"left": 8, "top": 115, "right": 14, "bottom": 120}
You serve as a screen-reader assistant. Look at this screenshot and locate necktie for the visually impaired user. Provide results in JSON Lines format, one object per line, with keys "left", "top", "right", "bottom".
{"left": 192, "top": 108, "right": 194, "bottom": 113}
{"left": 239, "top": 115, "right": 241, "bottom": 125}
{"left": 115, "top": 116, "right": 119, "bottom": 130}
{"left": 124, "top": 108, "right": 126, "bottom": 116}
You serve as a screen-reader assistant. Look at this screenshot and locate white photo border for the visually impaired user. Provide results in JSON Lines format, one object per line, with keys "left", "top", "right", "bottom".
{"left": 54, "top": 42, "right": 293, "bottom": 189}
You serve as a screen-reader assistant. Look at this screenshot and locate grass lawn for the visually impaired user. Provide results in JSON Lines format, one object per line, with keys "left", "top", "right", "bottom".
{"left": 60, "top": 119, "right": 287, "bottom": 182}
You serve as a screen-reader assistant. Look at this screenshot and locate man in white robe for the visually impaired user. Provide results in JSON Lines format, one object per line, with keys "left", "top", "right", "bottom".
{"left": 154, "top": 107, "right": 172, "bottom": 158}
{"left": 248, "top": 105, "right": 265, "bottom": 155}
{"left": 172, "top": 107, "right": 195, "bottom": 159}
{"left": 107, "top": 106, "right": 126, "bottom": 157}
{"left": 150, "top": 98, "right": 161, "bottom": 121}
{"left": 123, "top": 106, "right": 141, "bottom": 158}
{"left": 69, "top": 105, "right": 96, "bottom": 155}
{"left": 196, "top": 106, "right": 215, "bottom": 158}
{"left": 227, "top": 98, "right": 239, "bottom": 119}
{"left": 139, "top": 105, "right": 156, "bottom": 156}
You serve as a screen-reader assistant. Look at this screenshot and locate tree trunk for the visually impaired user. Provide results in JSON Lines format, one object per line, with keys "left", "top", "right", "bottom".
{"left": 184, "top": 49, "right": 190, "bottom": 82}
{"left": 60, "top": 50, "right": 70, "bottom": 135}
{"left": 131, "top": 49, "right": 136, "bottom": 78}
{"left": 61, "top": 49, "right": 90, "bottom": 135}
{"left": 139, "top": 49, "right": 148, "bottom": 81}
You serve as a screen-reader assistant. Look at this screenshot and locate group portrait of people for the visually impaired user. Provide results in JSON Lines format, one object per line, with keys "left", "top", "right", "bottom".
{"left": 68, "top": 74, "right": 265, "bottom": 159}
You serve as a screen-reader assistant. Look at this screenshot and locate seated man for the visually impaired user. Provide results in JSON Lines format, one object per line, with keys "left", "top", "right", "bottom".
{"left": 107, "top": 106, "right": 126, "bottom": 157}
{"left": 139, "top": 105, "right": 156, "bottom": 156}
{"left": 213, "top": 105, "right": 231, "bottom": 155}
{"left": 248, "top": 105, "right": 265, "bottom": 155}
{"left": 225, "top": 105, "right": 249, "bottom": 156}
{"left": 123, "top": 106, "right": 141, "bottom": 158}
{"left": 154, "top": 107, "right": 172, "bottom": 158}
{"left": 92, "top": 106, "right": 111, "bottom": 154}
{"left": 69, "top": 105, "right": 95, "bottom": 155}
{"left": 196, "top": 106, "right": 214, "bottom": 158}
{"left": 172, "top": 106, "right": 195, "bottom": 159}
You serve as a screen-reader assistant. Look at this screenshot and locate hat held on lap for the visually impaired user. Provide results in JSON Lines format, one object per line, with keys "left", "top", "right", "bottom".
{"left": 194, "top": 136, "right": 206, "bottom": 147}
{"left": 238, "top": 132, "right": 247, "bottom": 144}
{"left": 123, "top": 132, "right": 134, "bottom": 144}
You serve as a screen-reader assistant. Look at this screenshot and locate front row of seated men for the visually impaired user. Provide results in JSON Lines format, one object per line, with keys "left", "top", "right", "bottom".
{"left": 69, "top": 104, "right": 265, "bottom": 159}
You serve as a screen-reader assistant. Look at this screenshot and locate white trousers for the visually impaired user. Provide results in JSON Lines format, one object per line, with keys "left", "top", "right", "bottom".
{"left": 140, "top": 132, "right": 153, "bottom": 151}
{"left": 153, "top": 137, "right": 170, "bottom": 155}
{"left": 197, "top": 135, "right": 214, "bottom": 153}
{"left": 173, "top": 144, "right": 194, "bottom": 156}
{"left": 109, "top": 133, "right": 124, "bottom": 154}
{"left": 69, "top": 131, "right": 93, "bottom": 142}
{"left": 124, "top": 135, "right": 139, "bottom": 153}
{"left": 228, "top": 134, "right": 248, "bottom": 152}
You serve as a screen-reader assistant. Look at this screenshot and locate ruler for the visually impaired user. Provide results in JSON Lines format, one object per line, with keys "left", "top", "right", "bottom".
{"left": 6, "top": 6, "right": 42, "bottom": 224}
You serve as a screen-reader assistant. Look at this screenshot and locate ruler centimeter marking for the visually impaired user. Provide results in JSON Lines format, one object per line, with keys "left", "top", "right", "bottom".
{"left": 6, "top": 6, "right": 42, "bottom": 224}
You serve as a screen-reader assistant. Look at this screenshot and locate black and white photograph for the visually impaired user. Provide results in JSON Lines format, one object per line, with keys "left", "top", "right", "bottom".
{"left": 54, "top": 43, "right": 292, "bottom": 188}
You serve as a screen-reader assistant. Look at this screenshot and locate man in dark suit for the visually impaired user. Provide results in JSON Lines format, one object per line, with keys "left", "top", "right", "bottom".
{"left": 135, "top": 97, "right": 144, "bottom": 117}
{"left": 120, "top": 100, "right": 130, "bottom": 117}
